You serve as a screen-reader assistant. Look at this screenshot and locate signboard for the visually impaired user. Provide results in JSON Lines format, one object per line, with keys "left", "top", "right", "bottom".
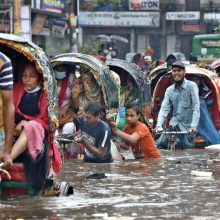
{"left": 14, "top": 0, "right": 21, "bottom": 35}
{"left": 40, "top": 27, "right": 50, "bottom": 36}
{"left": 36, "top": 0, "right": 41, "bottom": 9}
{"left": 200, "top": 39, "right": 220, "bottom": 48}
{"left": 43, "top": 0, "right": 65, "bottom": 14}
{"left": 182, "top": 19, "right": 200, "bottom": 31}
{"left": 32, "top": 14, "right": 47, "bottom": 35}
{"left": 166, "top": 12, "right": 200, "bottom": 20}
{"left": 78, "top": 11, "right": 160, "bottom": 27}
{"left": 129, "top": 0, "right": 159, "bottom": 10}
{"left": 70, "top": 13, "right": 76, "bottom": 27}
{"left": 21, "top": 5, "right": 31, "bottom": 41}
{"left": 52, "top": 18, "right": 65, "bottom": 37}
{"left": 204, "top": 12, "right": 220, "bottom": 23}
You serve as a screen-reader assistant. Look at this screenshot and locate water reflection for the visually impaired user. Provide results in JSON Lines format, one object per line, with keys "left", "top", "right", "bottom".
{"left": 1, "top": 149, "right": 220, "bottom": 219}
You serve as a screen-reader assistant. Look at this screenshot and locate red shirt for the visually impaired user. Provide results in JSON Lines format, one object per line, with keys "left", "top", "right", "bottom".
{"left": 124, "top": 122, "right": 161, "bottom": 159}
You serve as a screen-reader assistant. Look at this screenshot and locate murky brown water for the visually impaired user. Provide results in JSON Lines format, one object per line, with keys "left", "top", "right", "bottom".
{"left": 1, "top": 149, "right": 220, "bottom": 220}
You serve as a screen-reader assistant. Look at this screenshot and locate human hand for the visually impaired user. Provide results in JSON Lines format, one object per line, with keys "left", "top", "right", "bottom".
{"left": 153, "top": 126, "right": 163, "bottom": 135}
{"left": 74, "top": 134, "right": 84, "bottom": 143}
{"left": 72, "top": 83, "right": 83, "bottom": 99}
{"left": 110, "top": 121, "right": 117, "bottom": 133}
{"left": 0, "top": 152, "right": 13, "bottom": 170}
{"left": 189, "top": 127, "right": 197, "bottom": 134}
{"left": 58, "top": 105, "right": 68, "bottom": 119}
{"left": 14, "top": 120, "right": 26, "bottom": 137}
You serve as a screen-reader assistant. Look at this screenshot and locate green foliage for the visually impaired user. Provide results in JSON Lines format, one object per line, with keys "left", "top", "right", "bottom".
{"left": 63, "top": 44, "right": 70, "bottom": 53}
{"left": 214, "top": 25, "right": 220, "bottom": 34}
{"left": 45, "top": 43, "right": 56, "bottom": 53}
{"left": 77, "top": 35, "right": 104, "bottom": 55}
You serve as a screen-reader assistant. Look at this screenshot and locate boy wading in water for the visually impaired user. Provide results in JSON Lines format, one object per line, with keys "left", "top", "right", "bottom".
{"left": 110, "top": 101, "right": 161, "bottom": 159}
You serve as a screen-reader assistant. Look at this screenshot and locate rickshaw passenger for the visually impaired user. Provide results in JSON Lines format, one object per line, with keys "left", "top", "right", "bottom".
{"left": 72, "top": 67, "right": 104, "bottom": 117}
{"left": 189, "top": 74, "right": 220, "bottom": 145}
{"left": 54, "top": 64, "right": 76, "bottom": 133}
{"left": 154, "top": 61, "right": 200, "bottom": 149}
{"left": 189, "top": 75, "right": 214, "bottom": 118}
{"left": 54, "top": 64, "right": 79, "bottom": 158}
{"left": 11, "top": 63, "right": 49, "bottom": 161}
{"left": 0, "top": 52, "right": 14, "bottom": 169}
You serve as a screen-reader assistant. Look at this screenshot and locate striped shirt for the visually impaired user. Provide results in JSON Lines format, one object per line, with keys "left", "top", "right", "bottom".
{"left": 0, "top": 52, "right": 13, "bottom": 91}
{"left": 0, "top": 52, "right": 13, "bottom": 130}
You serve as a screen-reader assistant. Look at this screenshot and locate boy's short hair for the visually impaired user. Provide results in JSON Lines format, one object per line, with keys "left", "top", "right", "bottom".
{"left": 126, "top": 100, "right": 141, "bottom": 115}
{"left": 84, "top": 101, "right": 101, "bottom": 116}
{"left": 190, "top": 56, "right": 198, "bottom": 62}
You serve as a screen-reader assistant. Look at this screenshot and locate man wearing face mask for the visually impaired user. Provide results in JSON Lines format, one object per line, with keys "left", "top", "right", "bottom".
{"left": 154, "top": 61, "right": 200, "bottom": 149}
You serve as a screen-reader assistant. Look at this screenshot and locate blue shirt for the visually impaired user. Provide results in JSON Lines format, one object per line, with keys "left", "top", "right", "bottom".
{"left": 80, "top": 115, "right": 113, "bottom": 163}
{"left": 156, "top": 78, "right": 200, "bottom": 131}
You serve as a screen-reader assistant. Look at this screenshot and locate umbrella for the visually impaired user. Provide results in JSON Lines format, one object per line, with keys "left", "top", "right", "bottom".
{"left": 110, "top": 35, "right": 129, "bottom": 43}
{"left": 94, "top": 35, "right": 111, "bottom": 42}
{"left": 210, "top": 58, "right": 220, "bottom": 71}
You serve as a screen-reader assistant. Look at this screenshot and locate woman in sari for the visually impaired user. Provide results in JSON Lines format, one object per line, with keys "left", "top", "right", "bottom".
{"left": 72, "top": 67, "right": 103, "bottom": 117}
{"left": 12, "top": 62, "right": 49, "bottom": 161}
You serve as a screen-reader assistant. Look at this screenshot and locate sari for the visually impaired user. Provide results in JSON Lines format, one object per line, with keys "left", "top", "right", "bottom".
{"left": 78, "top": 70, "right": 102, "bottom": 111}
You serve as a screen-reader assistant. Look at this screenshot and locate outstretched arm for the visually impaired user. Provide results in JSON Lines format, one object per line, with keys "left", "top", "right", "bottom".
{"left": 0, "top": 90, "right": 14, "bottom": 169}
{"left": 110, "top": 122, "right": 140, "bottom": 144}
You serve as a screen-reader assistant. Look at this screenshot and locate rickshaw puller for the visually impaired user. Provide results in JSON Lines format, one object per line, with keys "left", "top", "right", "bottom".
{"left": 74, "top": 101, "right": 113, "bottom": 163}
{"left": 154, "top": 61, "right": 200, "bottom": 149}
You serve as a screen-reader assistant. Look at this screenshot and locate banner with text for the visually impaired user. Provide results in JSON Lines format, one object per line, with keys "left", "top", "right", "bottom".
{"left": 204, "top": 12, "right": 220, "bottom": 23}
{"left": 43, "top": 0, "right": 65, "bottom": 14}
{"left": 166, "top": 12, "right": 200, "bottom": 20}
{"left": 129, "top": 0, "right": 159, "bottom": 10}
{"left": 78, "top": 11, "right": 160, "bottom": 27}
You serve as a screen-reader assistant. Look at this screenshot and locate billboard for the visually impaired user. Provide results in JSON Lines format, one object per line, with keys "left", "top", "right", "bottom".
{"left": 43, "top": 0, "right": 65, "bottom": 14}
{"left": 204, "top": 12, "right": 220, "bottom": 23}
{"left": 78, "top": 11, "right": 160, "bottom": 27}
{"left": 52, "top": 18, "right": 65, "bottom": 37}
{"left": 182, "top": 20, "right": 200, "bottom": 31}
{"left": 166, "top": 12, "right": 200, "bottom": 20}
{"left": 32, "top": 14, "right": 47, "bottom": 35}
{"left": 129, "top": 0, "right": 159, "bottom": 10}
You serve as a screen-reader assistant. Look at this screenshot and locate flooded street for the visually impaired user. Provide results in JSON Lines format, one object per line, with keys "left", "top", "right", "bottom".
{"left": 1, "top": 149, "right": 220, "bottom": 219}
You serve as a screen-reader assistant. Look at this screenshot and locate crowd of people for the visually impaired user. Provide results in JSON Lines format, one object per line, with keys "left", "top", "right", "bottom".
{"left": 98, "top": 42, "right": 120, "bottom": 59}
{"left": 1, "top": 46, "right": 220, "bottom": 172}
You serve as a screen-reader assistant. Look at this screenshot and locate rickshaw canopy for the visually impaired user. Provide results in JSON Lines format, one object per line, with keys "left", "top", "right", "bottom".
{"left": 153, "top": 66, "right": 220, "bottom": 111}
{"left": 106, "top": 58, "right": 151, "bottom": 106}
{"left": 50, "top": 53, "right": 119, "bottom": 119}
{"left": 0, "top": 33, "right": 59, "bottom": 126}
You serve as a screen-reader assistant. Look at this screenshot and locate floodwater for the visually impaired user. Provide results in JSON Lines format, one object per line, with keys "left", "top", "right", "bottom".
{"left": 1, "top": 149, "right": 220, "bottom": 220}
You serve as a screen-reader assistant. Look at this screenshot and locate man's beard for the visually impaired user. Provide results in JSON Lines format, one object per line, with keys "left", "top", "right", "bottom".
{"left": 174, "top": 77, "right": 184, "bottom": 86}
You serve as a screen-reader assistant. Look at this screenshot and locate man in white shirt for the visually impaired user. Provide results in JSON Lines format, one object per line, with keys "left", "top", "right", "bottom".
{"left": 104, "top": 44, "right": 112, "bottom": 59}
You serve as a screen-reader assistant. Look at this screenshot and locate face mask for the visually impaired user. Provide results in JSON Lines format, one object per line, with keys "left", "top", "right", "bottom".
{"left": 54, "top": 70, "right": 66, "bottom": 79}
{"left": 24, "top": 84, "right": 41, "bottom": 93}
